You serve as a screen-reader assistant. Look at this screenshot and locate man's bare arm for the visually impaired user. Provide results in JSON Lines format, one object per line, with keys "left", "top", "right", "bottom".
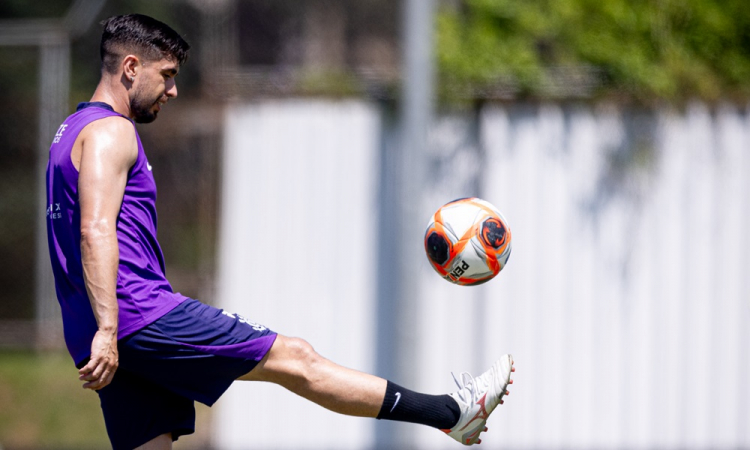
{"left": 76, "top": 116, "right": 138, "bottom": 390}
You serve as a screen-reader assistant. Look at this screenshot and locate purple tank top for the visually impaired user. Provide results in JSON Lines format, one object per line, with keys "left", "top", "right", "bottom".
{"left": 46, "top": 102, "right": 186, "bottom": 365}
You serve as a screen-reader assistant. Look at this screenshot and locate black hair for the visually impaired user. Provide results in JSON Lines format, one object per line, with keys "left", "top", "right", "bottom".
{"left": 100, "top": 14, "right": 190, "bottom": 74}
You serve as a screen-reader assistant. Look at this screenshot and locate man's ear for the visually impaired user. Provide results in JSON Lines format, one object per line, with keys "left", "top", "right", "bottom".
{"left": 122, "top": 55, "right": 140, "bottom": 82}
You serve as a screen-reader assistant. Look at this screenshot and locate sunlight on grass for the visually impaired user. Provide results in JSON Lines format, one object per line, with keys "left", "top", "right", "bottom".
{"left": 0, "top": 350, "right": 109, "bottom": 449}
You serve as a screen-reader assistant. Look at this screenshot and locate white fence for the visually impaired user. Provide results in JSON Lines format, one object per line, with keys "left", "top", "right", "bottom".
{"left": 216, "top": 100, "right": 749, "bottom": 449}
{"left": 215, "top": 101, "right": 381, "bottom": 449}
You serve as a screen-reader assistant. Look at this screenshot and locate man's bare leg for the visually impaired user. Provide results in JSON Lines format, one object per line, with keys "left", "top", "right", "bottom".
{"left": 135, "top": 433, "right": 172, "bottom": 450}
{"left": 239, "top": 335, "right": 386, "bottom": 417}
{"left": 238, "top": 334, "right": 515, "bottom": 446}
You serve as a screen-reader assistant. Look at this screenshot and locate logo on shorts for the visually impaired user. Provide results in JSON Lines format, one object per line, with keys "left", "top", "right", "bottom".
{"left": 222, "top": 310, "right": 267, "bottom": 331}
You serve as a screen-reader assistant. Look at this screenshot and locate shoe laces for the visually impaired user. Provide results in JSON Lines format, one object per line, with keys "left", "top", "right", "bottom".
{"left": 451, "top": 371, "right": 482, "bottom": 404}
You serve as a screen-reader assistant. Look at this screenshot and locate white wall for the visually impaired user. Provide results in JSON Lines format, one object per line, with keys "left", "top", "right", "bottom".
{"left": 214, "top": 100, "right": 381, "bottom": 450}
{"left": 216, "top": 100, "right": 750, "bottom": 449}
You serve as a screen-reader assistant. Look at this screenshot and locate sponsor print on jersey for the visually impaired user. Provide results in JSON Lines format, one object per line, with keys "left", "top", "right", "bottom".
{"left": 46, "top": 201, "right": 63, "bottom": 220}
{"left": 52, "top": 124, "right": 68, "bottom": 144}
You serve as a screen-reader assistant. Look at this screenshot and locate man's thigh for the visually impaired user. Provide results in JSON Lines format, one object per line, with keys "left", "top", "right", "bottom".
{"left": 135, "top": 433, "right": 173, "bottom": 450}
{"left": 97, "top": 367, "right": 194, "bottom": 450}
{"left": 118, "top": 298, "right": 277, "bottom": 405}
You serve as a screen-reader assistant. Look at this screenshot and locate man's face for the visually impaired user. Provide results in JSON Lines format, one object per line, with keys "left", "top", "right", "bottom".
{"left": 130, "top": 58, "right": 179, "bottom": 124}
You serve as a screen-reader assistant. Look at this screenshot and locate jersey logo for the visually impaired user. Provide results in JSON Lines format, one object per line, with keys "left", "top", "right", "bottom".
{"left": 52, "top": 124, "right": 68, "bottom": 144}
{"left": 146, "top": 162, "right": 153, "bottom": 172}
{"left": 46, "top": 202, "right": 62, "bottom": 220}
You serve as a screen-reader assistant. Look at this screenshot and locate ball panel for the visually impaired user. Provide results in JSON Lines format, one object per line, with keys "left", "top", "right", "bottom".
{"left": 470, "top": 238, "right": 500, "bottom": 276}
{"left": 438, "top": 202, "right": 483, "bottom": 239}
{"left": 425, "top": 230, "right": 451, "bottom": 265}
{"left": 479, "top": 216, "right": 510, "bottom": 255}
{"left": 456, "top": 274, "right": 495, "bottom": 286}
{"left": 438, "top": 238, "right": 494, "bottom": 284}
{"left": 470, "top": 197, "right": 501, "bottom": 214}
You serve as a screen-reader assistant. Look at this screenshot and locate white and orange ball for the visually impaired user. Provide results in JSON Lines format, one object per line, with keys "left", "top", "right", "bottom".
{"left": 424, "top": 197, "right": 512, "bottom": 286}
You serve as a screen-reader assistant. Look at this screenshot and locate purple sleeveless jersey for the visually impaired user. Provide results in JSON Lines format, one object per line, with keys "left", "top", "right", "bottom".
{"left": 46, "top": 103, "right": 186, "bottom": 365}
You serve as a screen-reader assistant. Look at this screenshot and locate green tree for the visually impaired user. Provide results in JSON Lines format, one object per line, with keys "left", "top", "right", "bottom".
{"left": 437, "top": 0, "right": 750, "bottom": 102}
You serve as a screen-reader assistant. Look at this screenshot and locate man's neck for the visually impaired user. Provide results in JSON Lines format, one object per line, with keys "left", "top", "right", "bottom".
{"left": 90, "top": 79, "right": 132, "bottom": 119}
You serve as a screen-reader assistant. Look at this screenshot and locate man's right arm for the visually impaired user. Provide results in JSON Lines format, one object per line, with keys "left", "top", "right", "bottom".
{"left": 76, "top": 116, "right": 138, "bottom": 391}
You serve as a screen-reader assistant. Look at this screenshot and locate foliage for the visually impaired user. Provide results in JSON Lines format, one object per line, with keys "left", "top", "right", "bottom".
{"left": 437, "top": 0, "right": 750, "bottom": 102}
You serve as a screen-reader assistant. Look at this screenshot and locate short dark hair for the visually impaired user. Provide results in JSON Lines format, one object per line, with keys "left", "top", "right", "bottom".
{"left": 100, "top": 14, "right": 190, "bottom": 74}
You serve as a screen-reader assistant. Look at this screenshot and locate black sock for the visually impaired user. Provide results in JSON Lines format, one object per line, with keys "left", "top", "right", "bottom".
{"left": 376, "top": 380, "right": 460, "bottom": 430}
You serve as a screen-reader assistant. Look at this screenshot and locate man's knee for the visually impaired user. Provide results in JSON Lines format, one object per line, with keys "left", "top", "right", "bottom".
{"left": 241, "top": 335, "right": 322, "bottom": 382}
{"left": 280, "top": 336, "right": 319, "bottom": 365}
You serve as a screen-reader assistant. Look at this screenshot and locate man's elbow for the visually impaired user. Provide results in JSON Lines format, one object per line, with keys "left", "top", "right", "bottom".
{"left": 80, "top": 219, "right": 116, "bottom": 244}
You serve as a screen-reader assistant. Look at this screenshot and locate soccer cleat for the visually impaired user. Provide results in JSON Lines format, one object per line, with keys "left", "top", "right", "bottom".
{"left": 441, "top": 355, "right": 515, "bottom": 445}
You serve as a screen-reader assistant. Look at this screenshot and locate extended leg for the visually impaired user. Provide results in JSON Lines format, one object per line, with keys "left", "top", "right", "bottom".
{"left": 239, "top": 334, "right": 514, "bottom": 445}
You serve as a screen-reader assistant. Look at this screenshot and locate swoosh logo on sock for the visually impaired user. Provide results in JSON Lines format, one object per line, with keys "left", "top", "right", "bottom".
{"left": 390, "top": 392, "right": 402, "bottom": 413}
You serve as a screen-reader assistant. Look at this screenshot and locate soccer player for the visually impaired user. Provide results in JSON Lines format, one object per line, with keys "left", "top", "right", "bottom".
{"left": 45, "top": 14, "right": 515, "bottom": 450}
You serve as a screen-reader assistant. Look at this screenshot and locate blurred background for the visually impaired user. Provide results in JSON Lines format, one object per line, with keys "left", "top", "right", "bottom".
{"left": 0, "top": 0, "right": 748, "bottom": 449}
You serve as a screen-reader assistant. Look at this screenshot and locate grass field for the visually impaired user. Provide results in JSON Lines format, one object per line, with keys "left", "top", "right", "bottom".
{"left": 0, "top": 350, "right": 212, "bottom": 449}
{"left": 0, "top": 350, "right": 108, "bottom": 449}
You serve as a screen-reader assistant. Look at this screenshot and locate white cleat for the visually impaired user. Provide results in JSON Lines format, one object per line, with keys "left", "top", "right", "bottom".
{"left": 442, "top": 355, "right": 515, "bottom": 445}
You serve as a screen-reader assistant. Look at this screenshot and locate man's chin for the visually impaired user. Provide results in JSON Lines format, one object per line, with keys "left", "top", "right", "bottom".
{"left": 134, "top": 112, "right": 157, "bottom": 124}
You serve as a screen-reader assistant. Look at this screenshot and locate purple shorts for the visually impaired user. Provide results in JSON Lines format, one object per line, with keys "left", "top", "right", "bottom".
{"left": 95, "top": 298, "right": 276, "bottom": 450}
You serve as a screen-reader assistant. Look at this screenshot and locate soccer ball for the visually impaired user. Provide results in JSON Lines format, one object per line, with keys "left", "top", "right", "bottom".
{"left": 424, "top": 197, "right": 512, "bottom": 286}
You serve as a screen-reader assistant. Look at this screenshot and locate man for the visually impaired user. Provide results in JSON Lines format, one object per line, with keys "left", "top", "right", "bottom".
{"left": 46, "top": 14, "right": 515, "bottom": 450}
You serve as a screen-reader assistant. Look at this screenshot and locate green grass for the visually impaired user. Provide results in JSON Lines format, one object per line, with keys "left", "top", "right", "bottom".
{"left": 0, "top": 350, "right": 109, "bottom": 449}
{"left": 0, "top": 350, "right": 214, "bottom": 449}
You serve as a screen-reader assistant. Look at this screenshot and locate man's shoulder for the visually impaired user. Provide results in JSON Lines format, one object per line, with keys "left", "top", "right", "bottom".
{"left": 79, "top": 115, "right": 136, "bottom": 146}
{"left": 81, "top": 114, "right": 133, "bottom": 133}
{"left": 78, "top": 115, "right": 139, "bottom": 167}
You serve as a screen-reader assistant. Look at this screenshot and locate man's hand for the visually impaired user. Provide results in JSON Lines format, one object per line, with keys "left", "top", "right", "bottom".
{"left": 79, "top": 328, "right": 119, "bottom": 390}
